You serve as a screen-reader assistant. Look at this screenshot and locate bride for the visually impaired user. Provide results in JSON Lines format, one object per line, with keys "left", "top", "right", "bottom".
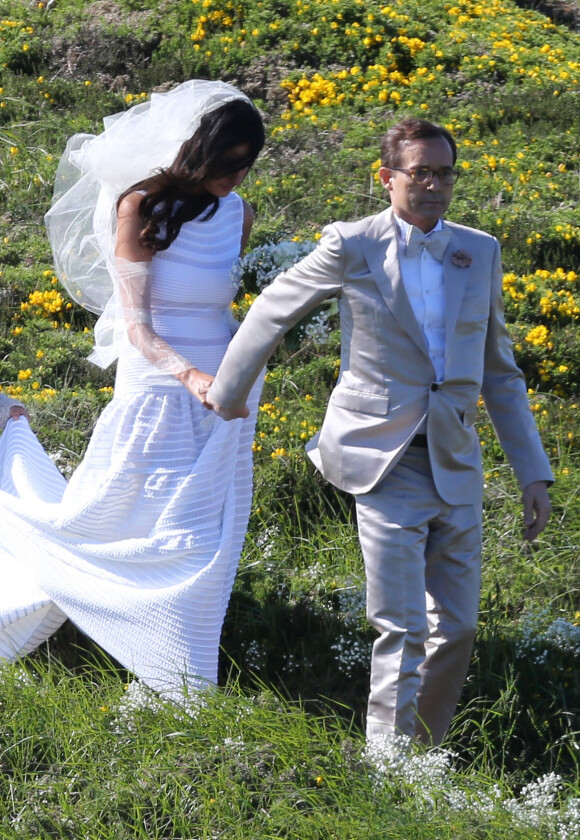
{"left": 0, "top": 80, "right": 265, "bottom": 698}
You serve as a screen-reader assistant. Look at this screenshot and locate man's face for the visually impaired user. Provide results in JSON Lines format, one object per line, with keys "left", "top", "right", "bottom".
{"left": 379, "top": 136, "right": 455, "bottom": 233}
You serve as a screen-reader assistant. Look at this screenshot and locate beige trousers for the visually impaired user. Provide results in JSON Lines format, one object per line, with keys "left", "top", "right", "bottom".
{"left": 355, "top": 445, "right": 482, "bottom": 746}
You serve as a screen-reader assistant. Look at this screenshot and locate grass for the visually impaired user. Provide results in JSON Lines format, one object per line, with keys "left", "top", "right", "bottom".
{"left": 1, "top": 655, "right": 578, "bottom": 839}
{"left": 0, "top": 0, "right": 579, "bottom": 835}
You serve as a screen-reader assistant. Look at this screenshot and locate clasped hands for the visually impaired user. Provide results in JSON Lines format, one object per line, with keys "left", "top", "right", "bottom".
{"left": 177, "top": 367, "right": 249, "bottom": 419}
{"left": 205, "top": 391, "right": 249, "bottom": 420}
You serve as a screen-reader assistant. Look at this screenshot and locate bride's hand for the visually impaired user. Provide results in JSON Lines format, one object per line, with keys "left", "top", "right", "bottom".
{"left": 9, "top": 405, "right": 30, "bottom": 422}
{"left": 176, "top": 368, "right": 215, "bottom": 407}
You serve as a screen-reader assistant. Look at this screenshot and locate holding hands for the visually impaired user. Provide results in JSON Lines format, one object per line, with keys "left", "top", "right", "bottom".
{"left": 205, "top": 392, "right": 249, "bottom": 420}
{"left": 175, "top": 367, "right": 217, "bottom": 409}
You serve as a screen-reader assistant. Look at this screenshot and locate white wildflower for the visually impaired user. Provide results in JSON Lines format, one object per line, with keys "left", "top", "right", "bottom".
{"left": 330, "top": 629, "right": 372, "bottom": 677}
{"left": 515, "top": 609, "right": 580, "bottom": 664}
{"left": 231, "top": 240, "right": 316, "bottom": 292}
{"left": 240, "top": 639, "right": 267, "bottom": 672}
{"left": 365, "top": 734, "right": 457, "bottom": 807}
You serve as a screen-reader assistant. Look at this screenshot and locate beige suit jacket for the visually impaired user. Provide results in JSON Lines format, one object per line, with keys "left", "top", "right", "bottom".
{"left": 209, "top": 207, "right": 553, "bottom": 504}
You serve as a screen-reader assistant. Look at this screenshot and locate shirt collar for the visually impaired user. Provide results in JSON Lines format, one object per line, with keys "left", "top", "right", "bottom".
{"left": 394, "top": 214, "right": 443, "bottom": 246}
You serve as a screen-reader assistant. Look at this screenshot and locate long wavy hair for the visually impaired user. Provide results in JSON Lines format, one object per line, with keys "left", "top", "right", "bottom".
{"left": 118, "top": 98, "right": 265, "bottom": 253}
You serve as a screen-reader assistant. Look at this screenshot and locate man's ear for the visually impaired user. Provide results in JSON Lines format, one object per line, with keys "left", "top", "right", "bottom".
{"left": 378, "top": 166, "right": 392, "bottom": 191}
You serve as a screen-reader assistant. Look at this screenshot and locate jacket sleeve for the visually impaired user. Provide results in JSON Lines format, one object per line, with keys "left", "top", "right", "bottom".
{"left": 481, "top": 240, "right": 553, "bottom": 487}
{"left": 208, "top": 224, "right": 346, "bottom": 410}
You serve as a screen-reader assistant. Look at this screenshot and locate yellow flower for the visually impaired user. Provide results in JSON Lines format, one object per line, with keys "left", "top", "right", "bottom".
{"left": 525, "top": 325, "right": 551, "bottom": 346}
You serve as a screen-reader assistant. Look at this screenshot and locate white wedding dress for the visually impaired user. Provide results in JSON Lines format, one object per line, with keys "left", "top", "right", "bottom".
{"left": 0, "top": 192, "right": 261, "bottom": 697}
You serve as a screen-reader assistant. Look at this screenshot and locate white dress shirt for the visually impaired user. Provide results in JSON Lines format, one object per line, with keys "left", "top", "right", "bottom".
{"left": 395, "top": 215, "right": 446, "bottom": 384}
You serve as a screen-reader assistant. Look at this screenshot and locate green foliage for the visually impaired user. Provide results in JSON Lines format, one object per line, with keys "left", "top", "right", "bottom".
{"left": 0, "top": 0, "right": 579, "bottom": 829}
{"left": 1, "top": 656, "right": 578, "bottom": 838}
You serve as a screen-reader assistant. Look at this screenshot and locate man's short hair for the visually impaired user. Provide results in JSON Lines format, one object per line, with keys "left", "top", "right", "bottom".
{"left": 381, "top": 118, "right": 457, "bottom": 167}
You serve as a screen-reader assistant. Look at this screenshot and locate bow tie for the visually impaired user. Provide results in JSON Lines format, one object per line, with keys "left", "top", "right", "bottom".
{"left": 405, "top": 225, "right": 450, "bottom": 261}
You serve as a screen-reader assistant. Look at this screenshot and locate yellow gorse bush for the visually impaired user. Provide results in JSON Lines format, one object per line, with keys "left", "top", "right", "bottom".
{"left": 20, "top": 288, "right": 71, "bottom": 317}
{"left": 503, "top": 269, "right": 579, "bottom": 323}
{"left": 181, "top": 0, "right": 580, "bottom": 131}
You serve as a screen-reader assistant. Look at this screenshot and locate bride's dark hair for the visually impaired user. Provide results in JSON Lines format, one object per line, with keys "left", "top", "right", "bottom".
{"left": 118, "top": 98, "right": 265, "bottom": 253}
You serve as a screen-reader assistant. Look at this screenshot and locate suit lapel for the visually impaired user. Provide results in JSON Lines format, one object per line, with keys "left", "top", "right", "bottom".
{"left": 360, "top": 208, "right": 431, "bottom": 359}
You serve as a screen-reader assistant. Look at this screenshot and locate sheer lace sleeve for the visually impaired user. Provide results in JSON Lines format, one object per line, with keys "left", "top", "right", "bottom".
{"left": 116, "top": 258, "right": 195, "bottom": 376}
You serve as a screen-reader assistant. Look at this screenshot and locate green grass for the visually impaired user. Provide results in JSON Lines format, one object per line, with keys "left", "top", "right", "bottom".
{"left": 0, "top": 0, "right": 579, "bottom": 835}
{"left": 1, "top": 655, "right": 577, "bottom": 839}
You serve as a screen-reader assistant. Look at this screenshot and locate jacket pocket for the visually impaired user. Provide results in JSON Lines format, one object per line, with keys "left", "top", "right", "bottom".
{"left": 330, "top": 387, "right": 389, "bottom": 416}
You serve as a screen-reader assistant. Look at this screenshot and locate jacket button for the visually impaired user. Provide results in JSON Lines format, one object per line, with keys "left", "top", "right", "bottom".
{"left": 430, "top": 383, "right": 439, "bottom": 391}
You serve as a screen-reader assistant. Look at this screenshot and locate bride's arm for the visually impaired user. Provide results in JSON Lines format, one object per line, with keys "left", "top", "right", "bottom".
{"left": 114, "top": 193, "right": 214, "bottom": 406}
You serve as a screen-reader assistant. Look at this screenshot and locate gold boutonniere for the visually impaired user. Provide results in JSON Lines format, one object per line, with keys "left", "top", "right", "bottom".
{"left": 451, "top": 250, "right": 472, "bottom": 268}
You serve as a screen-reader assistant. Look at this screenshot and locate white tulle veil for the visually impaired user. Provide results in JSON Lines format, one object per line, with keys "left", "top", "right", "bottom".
{"left": 44, "top": 79, "right": 252, "bottom": 367}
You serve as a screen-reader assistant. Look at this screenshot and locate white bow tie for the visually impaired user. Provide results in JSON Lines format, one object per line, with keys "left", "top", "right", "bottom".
{"left": 405, "top": 225, "right": 450, "bottom": 261}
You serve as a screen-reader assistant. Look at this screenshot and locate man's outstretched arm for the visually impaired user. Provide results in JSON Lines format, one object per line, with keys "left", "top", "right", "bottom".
{"left": 207, "top": 226, "right": 345, "bottom": 417}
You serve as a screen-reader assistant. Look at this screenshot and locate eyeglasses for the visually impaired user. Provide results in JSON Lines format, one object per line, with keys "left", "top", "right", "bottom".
{"left": 388, "top": 166, "right": 461, "bottom": 185}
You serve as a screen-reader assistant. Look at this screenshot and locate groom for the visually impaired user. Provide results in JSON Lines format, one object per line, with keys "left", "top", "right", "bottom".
{"left": 206, "top": 117, "right": 553, "bottom": 746}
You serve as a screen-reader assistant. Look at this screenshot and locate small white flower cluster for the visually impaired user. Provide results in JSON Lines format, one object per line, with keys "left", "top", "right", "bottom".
{"left": 557, "top": 797, "right": 580, "bottom": 840}
{"left": 515, "top": 609, "right": 580, "bottom": 664}
{"left": 336, "top": 582, "right": 367, "bottom": 625}
{"left": 330, "top": 629, "right": 372, "bottom": 678}
{"left": 109, "top": 679, "right": 163, "bottom": 737}
{"left": 543, "top": 618, "right": 580, "bottom": 657}
{"left": 117, "top": 678, "right": 161, "bottom": 715}
{"left": 503, "top": 773, "right": 580, "bottom": 838}
{"left": 240, "top": 638, "right": 268, "bottom": 672}
{"left": 254, "top": 525, "right": 280, "bottom": 560}
{"left": 231, "top": 240, "right": 316, "bottom": 292}
{"left": 48, "top": 449, "right": 75, "bottom": 478}
{"left": 329, "top": 579, "right": 370, "bottom": 676}
{"left": 303, "top": 308, "right": 333, "bottom": 345}
{"left": 222, "top": 734, "right": 245, "bottom": 753}
{"left": 366, "top": 739, "right": 580, "bottom": 837}
{"left": 365, "top": 734, "right": 457, "bottom": 808}
{"left": 231, "top": 239, "right": 334, "bottom": 345}
{"left": 301, "top": 559, "right": 329, "bottom": 584}
{"left": 110, "top": 678, "right": 211, "bottom": 736}
{"left": 281, "top": 651, "right": 310, "bottom": 673}
{"left": 504, "top": 772, "right": 563, "bottom": 827}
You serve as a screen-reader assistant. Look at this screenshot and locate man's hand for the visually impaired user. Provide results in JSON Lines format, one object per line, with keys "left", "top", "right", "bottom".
{"left": 522, "top": 480, "right": 551, "bottom": 541}
{"left": 204, "top": 392, "right": 249, "bottom": 421}
{"left": 9, "top": 405, "right": 29, "bottom": 421}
